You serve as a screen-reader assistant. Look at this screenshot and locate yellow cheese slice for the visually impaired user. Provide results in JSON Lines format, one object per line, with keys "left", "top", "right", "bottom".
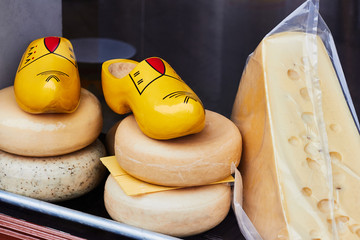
{"left": 231, "top": 32, "right": 360, "bottom": 239}
{"left": 100, "top": 155, "right": 235, "bottom": 196}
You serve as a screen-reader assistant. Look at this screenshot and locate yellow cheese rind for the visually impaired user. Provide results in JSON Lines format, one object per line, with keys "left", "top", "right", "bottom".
{"left": 231, "top": 39, "right": 286, "bottom": 239}
{"left": 0, "top": 86, "right": 103, "bottom": 157}
{"left": 0, "top": 139, "right": 107, "bottom": 202}
{"left": 231, "top": 32, "right": 360, "bottom": 239}
{"left": 114, "top": 110, "right": 242, "bottom": 187}
{"left": 104, "top": 174, "right": 231, "bottom": 237}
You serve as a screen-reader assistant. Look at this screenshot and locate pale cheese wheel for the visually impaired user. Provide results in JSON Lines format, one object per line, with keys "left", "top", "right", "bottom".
{"left": 0, "top": 139, "right": 107, "bottom": 202}
{"left": 0, "top": 86, "right": 102, "bottom": 157}
{"left": 114, "top": 110, "right": 242, "bottom": 186}
{"left": 104, "top": 174, "right": 231, "bottom": 237}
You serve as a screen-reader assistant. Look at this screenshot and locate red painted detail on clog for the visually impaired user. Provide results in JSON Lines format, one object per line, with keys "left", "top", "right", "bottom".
{"left": 146, "top": 57, "right": 165, "bottom": 75}
{"left": 44, "top": 37, "right": 60, "bottom": 53}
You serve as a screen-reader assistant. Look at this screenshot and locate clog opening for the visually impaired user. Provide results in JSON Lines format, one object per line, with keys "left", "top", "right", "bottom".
{"left": 108, "top": 62, "right": 136, "bottom": 79}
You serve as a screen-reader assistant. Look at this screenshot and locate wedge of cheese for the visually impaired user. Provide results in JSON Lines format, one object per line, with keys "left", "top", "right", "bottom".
{"left": 231, "top": 32, "right": 360, "bottom": 239}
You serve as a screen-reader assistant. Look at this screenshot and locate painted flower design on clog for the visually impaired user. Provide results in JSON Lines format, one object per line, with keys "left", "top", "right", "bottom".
{"left": 14, "top": 36, "right": 80, "bottom": 114}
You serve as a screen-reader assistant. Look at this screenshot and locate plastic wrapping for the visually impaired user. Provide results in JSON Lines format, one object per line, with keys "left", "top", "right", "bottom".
{"left": 232, "top": 166, "right": 262, "bottom": 240}
{"left": 231, "top": 0, "right": 360, "bottom": 239}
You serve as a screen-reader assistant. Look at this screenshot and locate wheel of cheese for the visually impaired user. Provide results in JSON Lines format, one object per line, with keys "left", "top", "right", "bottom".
{"left": 114, "top": 110, "right": 242, "bottom": 186}
{"left": 0, "top": 139, "right": 107, "bottom": 202}
{"left": 104, "top": 174, "right": 231, "bottom": 237}
{"left": 0, "top": 86, "right": 103, "bottom": 157}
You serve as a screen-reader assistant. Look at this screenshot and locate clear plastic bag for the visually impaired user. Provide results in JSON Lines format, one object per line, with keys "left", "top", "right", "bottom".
{"left": 231, "top": 0, "right": 360, "bottom": 239}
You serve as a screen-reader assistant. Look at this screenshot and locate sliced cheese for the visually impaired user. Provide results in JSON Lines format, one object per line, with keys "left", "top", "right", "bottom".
{"left": 0, "top": 139, "right": 106, "bottom": 202}
{"left": 0, "top": 86, "right": 103, "bottom": 157}
{"left": 114, "top": 110, "right": 242, "bottom": 187}
{"left": 231, "top": 32, "right": 360, "bottom": 239}
{"left": 104, "top": 174, "right": 231, "bottom": 237}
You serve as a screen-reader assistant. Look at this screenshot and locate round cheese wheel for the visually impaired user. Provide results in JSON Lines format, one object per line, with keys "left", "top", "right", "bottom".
{"left": 114, "top": 110, "right": 242, "bottom": 186}
{"left": 0, "top": 86, "right": 102, "bottom": 157}
{"left": 0, "top": 139, "right": 107, "bottom": 202}
{"left": 104, "top": 174, "right": 231, "bottom": 237}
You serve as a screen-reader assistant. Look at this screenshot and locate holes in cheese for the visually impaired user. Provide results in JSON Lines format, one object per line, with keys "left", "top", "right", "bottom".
{"left": 287, "top": 69, "right": 301, "bottom": 81}
{"left": 329, "top": 123, "right": 341, "bottom": 133}
{"left": 300, "top": 87, "right": 310, "bottom": 101}
{"left": 317, "top": 199, "right": 339, "bottom": 213}
{"left": 309, "top": 229, "right": 322, "bottom": 239}
{"left": 306, "top": 157, "right": 320, "bottom": 170}
{"left": 349, "top": 224, "right": 360, "bottom": 236}
{"left": 301, "top": 112, "right": 315, "bottom": 126}
{"left": 330, "top": 151, "right": 342, "bottom": 162}
{"left": 301, "top": 187, "right": 312, "bottom": 197}
{"left": 288, "top": 136, "right": 300, "bottom": 146}
{"left": 327, "top": 215, "right": 350, "bottom": 235}
{"left": 231, "top": 32, "right": 360, "bottom": 239}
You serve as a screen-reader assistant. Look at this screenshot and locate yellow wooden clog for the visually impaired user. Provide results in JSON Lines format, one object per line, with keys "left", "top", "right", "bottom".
{"left": 14, "top": 36, "right": 81, "bottom": 114}
{"left": 102, "top": 57, "right": 205, "bottom": 140}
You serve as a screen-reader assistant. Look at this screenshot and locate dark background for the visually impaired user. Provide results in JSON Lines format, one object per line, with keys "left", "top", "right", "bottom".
{"left": 63, "top": 0, "right": 360, "bottom": 120}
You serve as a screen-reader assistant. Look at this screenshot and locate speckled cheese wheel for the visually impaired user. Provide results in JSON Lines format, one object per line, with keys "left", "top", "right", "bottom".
{"left": 0, "top": 139, "right": 107, "bottom": 202}
{"left": 104, "top": 174, "right": 231, "bottom": 237}
{"left": 0, "top": 86, "right": 102, "bottom": 157}
{"left": 114, "top": 110, "right": 242, "bottom": 186}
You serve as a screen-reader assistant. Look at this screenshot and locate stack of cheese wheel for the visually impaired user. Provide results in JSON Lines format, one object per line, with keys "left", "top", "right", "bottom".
{"left": 0, "top": 86, "right": 107, "bottom": 202}
{"left": 104, "top": 109, "right": 242, "bottom": 237}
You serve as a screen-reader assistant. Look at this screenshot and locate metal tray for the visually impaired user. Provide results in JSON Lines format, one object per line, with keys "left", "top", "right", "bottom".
{"left": 0, "top": 176, "right": 244, "bottom": 240}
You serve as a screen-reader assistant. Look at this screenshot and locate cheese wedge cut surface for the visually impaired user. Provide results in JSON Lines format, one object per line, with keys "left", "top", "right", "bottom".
{"left": 231, "top": 32, "right": 360, "bottom": 239}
